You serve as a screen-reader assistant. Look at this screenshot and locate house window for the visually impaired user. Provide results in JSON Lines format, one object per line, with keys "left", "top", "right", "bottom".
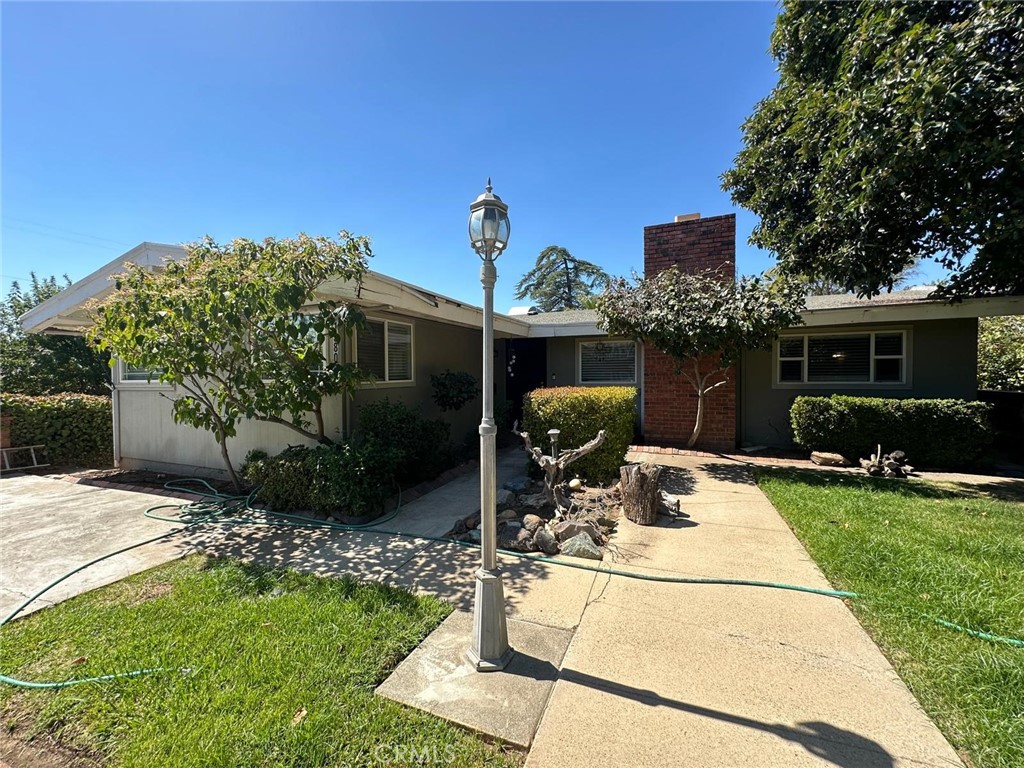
{"left": 579, "top": 340, "right": 637, "bottom": 384}
{"left": 357, "top": 319, "right": 413, "bottom": 383}
{"left": 121, "top": 362, "right": 164, "bottom": 382}
{"left": 776, "top": 331, "right": 906, "bottom": 385}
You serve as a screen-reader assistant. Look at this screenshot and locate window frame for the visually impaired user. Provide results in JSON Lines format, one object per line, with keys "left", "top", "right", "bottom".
{"left": 772, "top": 329, "right": 910, "bottom": 388}
{"left": 576, "top": 339, "right": 638, "bottom": 386}
{"left": 354, "top": 317, "right": 415, "bottom": 386}
{"left": 116, "top": 359, "right": 173, "bottom": 390}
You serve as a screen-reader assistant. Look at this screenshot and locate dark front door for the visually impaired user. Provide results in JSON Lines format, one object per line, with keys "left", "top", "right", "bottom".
{"left": 505, "top": 338, "right": 547, "bottom": 423}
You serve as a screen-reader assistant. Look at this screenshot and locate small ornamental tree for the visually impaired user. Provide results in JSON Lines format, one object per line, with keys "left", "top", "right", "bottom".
{"left": 89, "top": 232, "right": 372, "bottom": 490}
{"left": 978, "top": 316, "right": 1024, "bottom": 392}
{"left": 597, "top": 268, "right": 805, "bottom": 447}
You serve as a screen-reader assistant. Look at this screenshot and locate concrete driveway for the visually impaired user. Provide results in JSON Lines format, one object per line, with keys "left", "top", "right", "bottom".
{"left": 0, "top": 473, "right": 194, "bottom": 620}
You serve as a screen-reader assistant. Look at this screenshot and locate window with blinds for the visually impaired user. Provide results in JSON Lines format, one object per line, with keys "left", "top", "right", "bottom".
{"left": 357, "top": 318, "right": 413, "bottom": 383}
{"left": 579, "top": 341, "right": 637, "bottom": 384}
{"left": 776, "top": 331, "right": 906, "bottom": 385}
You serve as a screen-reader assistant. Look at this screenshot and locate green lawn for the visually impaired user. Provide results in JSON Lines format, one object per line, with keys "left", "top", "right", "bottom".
{"left": 756, "top": 469, "right": 1024, "bottom": 768}
{"left": 0, "top": 555, "right": 519, "bottom": 768}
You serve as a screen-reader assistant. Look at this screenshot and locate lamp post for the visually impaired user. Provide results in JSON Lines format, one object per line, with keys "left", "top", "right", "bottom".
{"left": 466, "top": 179, "right": 514, "bottom": 672}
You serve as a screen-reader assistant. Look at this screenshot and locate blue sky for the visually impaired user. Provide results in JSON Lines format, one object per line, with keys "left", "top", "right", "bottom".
{"left": 4, "top": 1, "right": 840, "bottom": 312}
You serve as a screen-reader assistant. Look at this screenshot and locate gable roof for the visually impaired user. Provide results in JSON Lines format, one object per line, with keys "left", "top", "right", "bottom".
{"left": 19, "top": 242, "right": 533, "bottom": 338}
{"left": 20, "top": 244, "right": 1024, "bottom": 339}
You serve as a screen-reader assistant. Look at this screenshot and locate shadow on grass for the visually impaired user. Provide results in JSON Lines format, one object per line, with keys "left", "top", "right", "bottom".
{"left": 752, "top": 466, "right": 974, "bottom": 501}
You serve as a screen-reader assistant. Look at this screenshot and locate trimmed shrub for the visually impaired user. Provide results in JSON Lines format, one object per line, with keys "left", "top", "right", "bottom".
{"left": 522, "top": 386, "right": 637, "bottom": 482}
{"left": 354, "top": 399, "right": 452, "bottom": 483}
{"left": 241, "top": 443, "right": 398, "bottom": 516}
{"left": 790, "top": 395, "right": 993, "bottom": 468}
{"left": 0, "top": 393, "right": 112, "bottom": 466}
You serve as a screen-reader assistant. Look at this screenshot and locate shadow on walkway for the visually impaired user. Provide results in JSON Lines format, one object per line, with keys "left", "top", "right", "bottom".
{"left": 559, "top": 667, "right": 895, "bottom": 768}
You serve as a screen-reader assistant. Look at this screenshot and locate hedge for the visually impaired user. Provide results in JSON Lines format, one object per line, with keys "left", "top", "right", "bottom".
{"left": 790, "top": 395, "right": 993, "bottom": 469}
{"left": 1, "top": 393, "right": 112, "bottom": 467}
{"left": 522, "top": 386, "right": 637, "bottom": 482}
{"left": 241, "top": 443, "right": 397, "bottom": 517}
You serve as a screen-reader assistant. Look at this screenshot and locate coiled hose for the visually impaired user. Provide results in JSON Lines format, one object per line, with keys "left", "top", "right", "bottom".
{"left": 2, "top": 478, "right": 1021, "bottom": 690}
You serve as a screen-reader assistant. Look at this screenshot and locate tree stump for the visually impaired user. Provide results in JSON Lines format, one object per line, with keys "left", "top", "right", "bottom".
{"left": 619, "top": 462, "right": 662, "bottom": 525}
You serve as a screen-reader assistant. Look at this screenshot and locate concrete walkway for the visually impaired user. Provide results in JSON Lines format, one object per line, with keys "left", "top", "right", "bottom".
{"left": 524, "top": 451, "right": 964, "bottom": 767}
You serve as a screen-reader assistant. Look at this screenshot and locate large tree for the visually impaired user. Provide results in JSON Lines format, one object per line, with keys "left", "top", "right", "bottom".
{"left": 90, "top": 232, "right": 372, "bottom": 489}
{"left": 723, "top": 1, "right": 1024, "bottom": 299}
{"left": 514, "top": 246, "right": 609, "bottom": 312}
{"left": 1, "top": 273, "right": 110, "bottom": 396}
{"left": 597, "top": 269, "right": 805, "bottom": 447}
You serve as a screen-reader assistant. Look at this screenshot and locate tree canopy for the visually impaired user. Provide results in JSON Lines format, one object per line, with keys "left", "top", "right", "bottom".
{"left": 514, "top": 246, "right": 609, "bottom": 312}
{"left": 1, "top": 273, "right": 110, "bottom": 396}
{"left": 90, "top": 232, "right": 372, "bottom": 489}
{"left": 597, "top": 269, "right": 805, "bottom": 446}
{"left": 723, "top": 1, "right": 1024, "bottom": 299}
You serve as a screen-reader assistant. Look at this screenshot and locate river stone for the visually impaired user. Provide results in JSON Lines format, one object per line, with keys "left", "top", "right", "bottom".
{"left": 534, "top": 526, "right": 559, "bottom": 555}
{"left": 560, "top": 533, "right": 602, "bottom": 560}
{"left": 518, "top": 491, "right": 549, "bottom": 510}
{"left": 451, "top": 519, "right": 467, "bottom": 536}
{"left": 554, "top": 519, "right": 602, "bottom": 545}
{"left": 811, "top": 451, "right": 853, "bottom": 467}
{"left": 503, "top": 476, "right": 531, "bottom": 493}
{"left": 463, "top": 528, "right": 482, "bottom": 544}
{"left": 496, "top": 488, "right": 516, "bottom": 510}
{"left": 568, "top": 478, "right": 583, "bottom": 491}
{"left": 498, "top": 508, "right": 518, "bottom": 520}
{"left": 521, "top": 514, "right": 544, "bottom": 532}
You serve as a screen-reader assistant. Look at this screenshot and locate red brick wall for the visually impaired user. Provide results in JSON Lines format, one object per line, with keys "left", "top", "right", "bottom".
{"left": 642, "top": 214, "right": 737, "bottom": 452}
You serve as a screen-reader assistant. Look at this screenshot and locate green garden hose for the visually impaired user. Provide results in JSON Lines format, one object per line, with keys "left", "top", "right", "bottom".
{"left": 2, "top": 477, "right": 1021, "bottom": 690}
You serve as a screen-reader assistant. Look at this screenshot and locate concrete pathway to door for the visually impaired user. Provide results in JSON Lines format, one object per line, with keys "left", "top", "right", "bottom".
{"left": 523, "top": 450, "right": 964, "bottom": 767}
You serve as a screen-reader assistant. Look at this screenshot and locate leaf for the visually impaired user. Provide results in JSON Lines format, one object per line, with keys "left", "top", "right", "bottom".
{"left": 290, "top": 707, "right": 307, "bottom": 726}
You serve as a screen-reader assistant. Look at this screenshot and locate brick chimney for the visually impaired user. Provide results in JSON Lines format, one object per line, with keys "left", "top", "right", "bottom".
{"left": 644, "top": 213, "right": 735, "bottom": 278}
{"left": 640, "top": 213, "right": 737, "bottom": 452}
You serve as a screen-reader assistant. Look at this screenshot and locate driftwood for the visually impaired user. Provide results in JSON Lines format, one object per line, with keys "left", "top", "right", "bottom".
{"left": 619, "top": 463, "right": 662, "bottom": 525}
{"left": 512, "top": 423, "right": 606, "bottom": 516}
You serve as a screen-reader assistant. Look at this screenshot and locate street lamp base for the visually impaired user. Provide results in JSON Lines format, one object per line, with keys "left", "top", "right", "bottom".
{"left": 466, "top": 567, "right": 514, "bottom": 672}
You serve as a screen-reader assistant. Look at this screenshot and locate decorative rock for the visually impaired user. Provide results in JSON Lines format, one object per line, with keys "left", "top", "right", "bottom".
{"left": 451, "top": 519, "right": 467, "bottom": 536}
{"left": 503, "top": 476, "right": 531, "bottom": 493}
{"left": 464, "top": 513, "right": 480, "bottom": 529}
{"left": 497, "top": 522, "right": 526, "bottom": 550}
{"left": 568, "top": 478, "right": 583, "bottom": 491}
{"left": 554, "top": 519, "right": 602, "bottom": 545}
{"left": 521, "top": 514, "right": 544, "bottom": 532}
{"left": 517, "top": 491, "right": 549, "bottom": 510}
{"left": 463, "top": 529, "right": 482, "bottom": 544}
{"left": 498, "top": 509, "right": 518, "bottom": 520}
{"left": 560, "top": 533, "right": 603, "bottom": 560}
{"left": 534, "top": 526, "right": 559, "bottom": 555}
{"left": 811, "top": 451, "right": 853, "bottom": 467}
{"left": 496, "top": 489, "right": 516, "bottom": 510}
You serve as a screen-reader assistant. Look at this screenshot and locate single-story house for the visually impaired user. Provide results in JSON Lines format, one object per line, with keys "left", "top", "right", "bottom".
{"left": 21, "top": 213, "right": 1023, "bottom": 476}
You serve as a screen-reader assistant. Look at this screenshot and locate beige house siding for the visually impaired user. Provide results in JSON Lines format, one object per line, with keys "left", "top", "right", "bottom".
{"left": 739, "top": 317, "right": 979, "bottom": 448}
{"left": 117, "top": 310, "right": 486, "bottom": 478}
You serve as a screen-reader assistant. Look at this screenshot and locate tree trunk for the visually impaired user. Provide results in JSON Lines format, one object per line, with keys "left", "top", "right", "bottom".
{"left": 687, "top": 387, "right": 705, "bottom": 448}
{"left": 620, "top": 462, "right": 662, "bottom": 525}
{"left": 216, "top": 431, "right": 242, "bottom": 493}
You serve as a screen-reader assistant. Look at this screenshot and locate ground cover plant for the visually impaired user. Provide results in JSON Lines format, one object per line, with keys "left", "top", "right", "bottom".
{"left": 757, "top": 469, "right": 1024, "bottom": 768}
{"left": 0, "top": 556, "right": 519, "bottom": 768}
